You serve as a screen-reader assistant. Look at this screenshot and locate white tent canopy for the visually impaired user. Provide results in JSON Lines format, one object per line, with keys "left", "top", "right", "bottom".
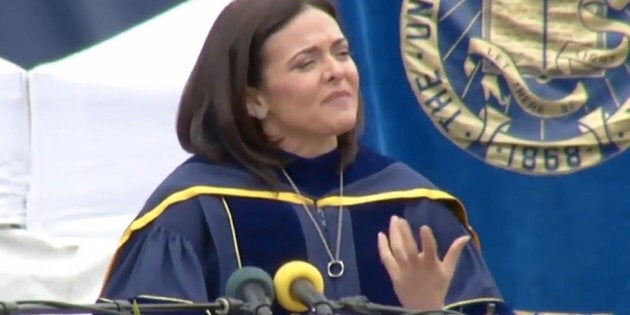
{"left": 27, "top": 0, "right": 230, "bottom": 239}
{"left": 0, "top": 0, "right": 230, "bottom": 302}
{"left": 0, "top": 59, "right": 29, "bottom": 226}
{"left": 32, "top": 0, "right": 229, "bottom": 88}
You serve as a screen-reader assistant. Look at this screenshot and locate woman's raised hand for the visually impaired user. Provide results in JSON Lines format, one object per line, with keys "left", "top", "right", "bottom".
{"left": 377, "top": 215, "right": 470, "bottom": 311}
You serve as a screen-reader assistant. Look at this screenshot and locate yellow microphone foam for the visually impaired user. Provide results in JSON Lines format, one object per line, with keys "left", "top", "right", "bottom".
{"left": 273, "top": 260, "right": 324, "bottom": 312}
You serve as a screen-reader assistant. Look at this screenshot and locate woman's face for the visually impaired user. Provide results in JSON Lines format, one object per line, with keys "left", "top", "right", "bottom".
{"left": 250, "top": 6, "right": 360, "bottom": 155}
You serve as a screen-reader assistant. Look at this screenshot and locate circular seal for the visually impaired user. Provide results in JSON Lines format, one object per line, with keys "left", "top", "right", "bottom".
{"left": 400, "top": 0, "right": 630, "bottom": 174}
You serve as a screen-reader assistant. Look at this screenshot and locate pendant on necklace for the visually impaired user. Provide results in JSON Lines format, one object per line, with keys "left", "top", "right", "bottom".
{"left": 327, "top": 260, "right": 345, "bottom": 278}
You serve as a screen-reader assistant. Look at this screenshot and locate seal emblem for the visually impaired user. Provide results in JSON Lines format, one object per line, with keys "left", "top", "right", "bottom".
{"left": 401, "top": 0, "right": 630, "bottom": 174}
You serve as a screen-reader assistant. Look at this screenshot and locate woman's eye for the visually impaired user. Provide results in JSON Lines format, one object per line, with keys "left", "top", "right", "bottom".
{"left": 336, "top": 50, "right": 351, "bottom": 58}
{"left": 297, "top": 60, "right": 314, "bottom": 69}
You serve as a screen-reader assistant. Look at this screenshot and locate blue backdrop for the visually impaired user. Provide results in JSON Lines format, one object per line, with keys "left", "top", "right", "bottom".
{"left": 336, "top": 1, "right": 630, "bottom": 314}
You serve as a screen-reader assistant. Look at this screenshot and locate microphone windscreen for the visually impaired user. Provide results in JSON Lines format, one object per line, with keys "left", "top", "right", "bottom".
{"left": 273, "top": 261, "right": 324, "bottom": 312}
{"left": 225, "top": 266, "right": 275, "bottom": 300}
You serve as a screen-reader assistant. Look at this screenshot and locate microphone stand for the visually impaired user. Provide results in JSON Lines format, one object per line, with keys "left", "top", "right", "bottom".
{"left": 334, "top": 296, "right": 465, "bottom": 315}
{"left": 0, "top": 297, "right": 245, "bottom": 315}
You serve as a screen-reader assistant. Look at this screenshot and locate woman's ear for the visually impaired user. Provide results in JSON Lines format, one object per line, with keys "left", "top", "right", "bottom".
{"left": 246, "top": 87, "right": 269, "bottom": 120}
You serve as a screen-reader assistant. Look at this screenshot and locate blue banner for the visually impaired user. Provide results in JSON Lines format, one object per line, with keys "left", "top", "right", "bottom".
{"left": 337, "top": 0, "right": 630, "bottom": 313}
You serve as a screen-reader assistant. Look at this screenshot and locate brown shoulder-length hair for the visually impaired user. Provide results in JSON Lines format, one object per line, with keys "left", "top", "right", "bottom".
{"left": 176, "top": 0, "right": 363, "bottom": 185}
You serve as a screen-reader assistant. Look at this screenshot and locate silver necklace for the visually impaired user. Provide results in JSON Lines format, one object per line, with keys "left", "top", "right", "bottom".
{"left": 281, "top": 168, "right": 345, "bottom": 278}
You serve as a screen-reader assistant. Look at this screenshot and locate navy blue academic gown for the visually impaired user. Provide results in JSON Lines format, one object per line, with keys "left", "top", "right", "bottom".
{"left": 100, "top": 148, "right": 511, "bottom": 314}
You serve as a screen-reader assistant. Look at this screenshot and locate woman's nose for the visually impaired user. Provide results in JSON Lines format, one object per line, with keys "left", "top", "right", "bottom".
{"left": 323, "top": 57, "right": 344, "bottom": 82}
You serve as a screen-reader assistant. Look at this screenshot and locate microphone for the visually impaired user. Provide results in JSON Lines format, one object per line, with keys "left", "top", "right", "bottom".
{"left": 0, "top": 298, "right": 245, "bottom": 315}
{"left": 272, "top": 262, "right": 466, "bottom": 315}
{"left": 225, "top": 266, "right": 275, "bottom": 315}
{"left": 273, "top": 261, "right": 334, "bottom": 315}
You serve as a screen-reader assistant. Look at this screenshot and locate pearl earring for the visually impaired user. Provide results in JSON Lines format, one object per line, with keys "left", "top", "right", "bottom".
{"left": 256, "top": 107, "right": 268, "bottom": 120}
{"left": 247, "top": 103, "right": 268, "bottom": 120}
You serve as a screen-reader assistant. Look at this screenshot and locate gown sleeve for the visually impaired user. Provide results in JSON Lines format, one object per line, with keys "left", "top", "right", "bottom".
{"left": 406, "top": 199, "right": 514, "bottom": 314}
{"left": 99, "top": 198, "right": 219, "bottom": 315}
{"left": 101, "top": 224, "right": 209, "bottom": 302}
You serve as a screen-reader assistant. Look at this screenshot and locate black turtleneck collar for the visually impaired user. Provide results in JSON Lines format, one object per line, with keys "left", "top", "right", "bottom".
{"left": 280, "top": 148, "right": 342, "bottom": 198}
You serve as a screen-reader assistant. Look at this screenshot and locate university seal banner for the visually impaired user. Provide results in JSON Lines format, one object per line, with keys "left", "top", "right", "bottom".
{"left": 336, "top": 0, "right": 630, "bottom": 314}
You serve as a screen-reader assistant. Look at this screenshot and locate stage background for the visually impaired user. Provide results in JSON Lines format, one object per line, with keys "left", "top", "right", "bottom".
{"left": 336, "top": 1, "right": 630, "bottom": 314}
{"left": 0, "top": 0, "right": 628, "bottom": 314}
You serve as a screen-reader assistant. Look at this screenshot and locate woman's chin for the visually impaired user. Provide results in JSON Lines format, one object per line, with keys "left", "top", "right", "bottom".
{"left": 333, "top": 117, "right": 358, "bottom": 135}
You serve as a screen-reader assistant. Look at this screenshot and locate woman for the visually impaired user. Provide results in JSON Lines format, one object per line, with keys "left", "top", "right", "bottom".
{"left": 100, "top": 0, "right": 510, "bottom": 313}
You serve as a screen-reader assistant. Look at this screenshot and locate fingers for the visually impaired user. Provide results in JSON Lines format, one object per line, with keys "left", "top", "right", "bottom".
{"left": 442, "top": 235, "right": 471, "bottom": 273}
{"left": 380, "top": 216, "right": 469, "bottom": 273}
{"left": 419, "top": 225, "right": 438, "bottom": 261}
{"left": 378, "top": 215, "right": 418, "bottom": 278}
{"left": 377, "top": 231, "right": 397, "bottom": 275}
{"left": 388, "top": 216, "right": 417, "bottom": 263}
{"left": 398, "top": 217, "right": 419, "bottom": 255}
